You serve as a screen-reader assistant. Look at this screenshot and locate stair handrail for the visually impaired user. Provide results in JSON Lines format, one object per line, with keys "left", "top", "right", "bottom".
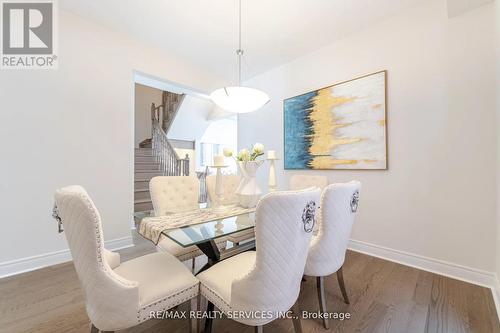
{"left": 151, "top": 101, "right": 190, "bottom": 176}
{"left": 164, "top": 93, "right": 186, "bottom": 134}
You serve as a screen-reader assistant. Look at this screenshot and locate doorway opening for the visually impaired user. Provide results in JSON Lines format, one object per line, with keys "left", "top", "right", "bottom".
{"left": 133, "top": 72, "right": 237, "bottom": 223}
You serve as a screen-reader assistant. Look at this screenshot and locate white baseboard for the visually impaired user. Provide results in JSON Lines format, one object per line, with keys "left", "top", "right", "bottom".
{"left": 492, "top": 276, "right": 500, "bottom": 322}
{"left": 348, "top": 239, "right": 500, "bottom": 320}
{"left": 0, "top": 236, "right": 134, "bottom": 279}
{"left": 105, "top": 236, "right": 135, "bottom": 251}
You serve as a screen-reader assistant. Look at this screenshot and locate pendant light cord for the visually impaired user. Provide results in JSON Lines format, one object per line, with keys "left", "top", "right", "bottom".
{"left": 237, "top": 0, "right": 242, "bottom": 86}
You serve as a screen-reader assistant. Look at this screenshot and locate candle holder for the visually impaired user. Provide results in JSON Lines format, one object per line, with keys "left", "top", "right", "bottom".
{"left": 214, "top": 220, "right": 224, "bottom": 235}
{"left": 267, "top": 156, "right": 279, "bottom": 192}
{"left": 209, "top": 165, "right": 228, "bottom": 211}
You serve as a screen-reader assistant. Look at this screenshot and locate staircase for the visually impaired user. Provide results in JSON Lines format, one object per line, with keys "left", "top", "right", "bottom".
{"left": 134, "top": 90, "right": 189, "bottom": 217}
{"left": 134, "top": 148, "right": 162, "bottom": 213}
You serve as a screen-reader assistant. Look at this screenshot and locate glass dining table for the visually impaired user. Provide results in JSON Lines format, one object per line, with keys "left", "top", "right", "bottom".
{"left": 162, "top": 211, "right": 256, "bottom": 274}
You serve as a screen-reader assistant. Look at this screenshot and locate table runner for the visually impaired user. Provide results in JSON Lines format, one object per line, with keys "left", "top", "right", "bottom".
{"left": 138, "top": 204, "right": 256, "bottom": 245}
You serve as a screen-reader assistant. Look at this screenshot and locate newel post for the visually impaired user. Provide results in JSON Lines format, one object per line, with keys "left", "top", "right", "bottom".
{"left": 184, "top": 154, "right": 190, "bottom": 176}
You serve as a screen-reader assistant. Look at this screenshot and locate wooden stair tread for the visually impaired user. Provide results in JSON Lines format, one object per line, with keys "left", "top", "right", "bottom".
{"left": 134, "top": 198, "right": 152, "bottom": 204}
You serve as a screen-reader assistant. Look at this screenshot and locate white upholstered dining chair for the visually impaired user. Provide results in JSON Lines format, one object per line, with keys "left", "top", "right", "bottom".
{"left": 197, "top": 188, "right": 321, "bottom": 333}
{"left": 303, "top": 181, "right": 361, "bottom": 329}
{"left": 53, "top": 185, "right": 199, "bottom": 333}
{"left": 150, "top": 176, "right": 203, "bottom": 262}
{"left": 206, "top": 174, "right": 255, "bottom": 245}
{"left": 289, "top": 174, "right": 329, "bottom": 191}
{"left": 150, "top": 176, "right": 226, "bottom": 267}
{"left": 289, "top": 175, "right": 329, "bottom": 234}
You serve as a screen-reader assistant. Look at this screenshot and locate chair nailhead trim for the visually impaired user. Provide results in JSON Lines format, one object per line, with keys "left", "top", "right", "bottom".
{"left": 201, "top": 284, "right": 231, "bottom": 310}
{"left": 137, "top": 284, "right": 199, "bottom": 322}
{"left": 77, "top": 192, "right": 136, "bottom": 288}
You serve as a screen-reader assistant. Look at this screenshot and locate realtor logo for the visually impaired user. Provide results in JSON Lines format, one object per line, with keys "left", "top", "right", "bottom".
{"left": 1, "top": 0, "right": 57, "bottom": 69}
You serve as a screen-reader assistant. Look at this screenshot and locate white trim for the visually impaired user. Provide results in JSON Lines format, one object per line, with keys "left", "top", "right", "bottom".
{"left": 0, "top": 236, "right": 134, "bottom": 279}
{"left": 492, "top": 275, "right": 500, "bottom": 322}
{"left": 133, "top": 70, "right": 210, "bottom": 100}
{"left": 105, "top": 235, "right": 135, "bottom": 251}
{"left": 348, "top": 239, "right": 497, "bottom": 287}
{"left": 348, "top": 239, "right": 500, "bottom": 320}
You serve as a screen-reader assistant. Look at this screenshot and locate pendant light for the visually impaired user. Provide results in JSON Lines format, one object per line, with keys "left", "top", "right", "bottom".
{"left": 210, "top": 0, "right": 269, "bottom": 113}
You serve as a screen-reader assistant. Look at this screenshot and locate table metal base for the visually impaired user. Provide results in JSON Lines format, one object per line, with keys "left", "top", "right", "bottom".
{"left": 195, "top": 239, "right": 256, "bottom": 275}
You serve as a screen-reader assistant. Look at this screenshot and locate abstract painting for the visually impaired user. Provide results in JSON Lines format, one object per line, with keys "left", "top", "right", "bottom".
{"left": 284, "top": 71, "right": 387, "bottom": 170}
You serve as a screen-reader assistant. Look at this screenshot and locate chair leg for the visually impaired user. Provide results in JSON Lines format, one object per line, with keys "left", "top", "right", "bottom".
{"left": 337, "top": 266, "right": 350, "bottom": 304}
{"left": 204, "top": 301, "right": 214, "bottom": 333}
{"left": 290, "top": 302, "right": 303, "bottom": 333}
{"left": 254, "top": 326, "right": 263, "bottom": 333}
{"left": 90, "top": 324, "right": 113, "bottom": 333}
{"left": 189, "top": 296, "right": 199, "bottom": 333}
{"left": 192, "top": 257, "right": 196, "bottom": 273}
{"left": 199, "top": 294, "right": 208, "bottom": 312}
{"left": 316, "top": 276, "right": 330, "bottom": 329}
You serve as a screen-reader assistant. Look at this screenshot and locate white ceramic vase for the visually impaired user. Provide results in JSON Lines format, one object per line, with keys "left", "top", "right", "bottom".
{"left": 235, "top": 160, "right": 264, "bottom": 208}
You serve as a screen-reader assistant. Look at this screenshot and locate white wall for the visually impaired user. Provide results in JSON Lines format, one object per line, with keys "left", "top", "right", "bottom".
{"left": 0, "top": 10, "right": 222, "bottom": 273}
{"left": 169, "top": 95, "right": 213, "bottom": 170}
{"left": 168, "top": 95, "right": 213, "bottom": 143}
{"left": 169, "top": 97, "right": 238, "bottom": 171}
{"left": 239, "top": 0, "right": 497, "bottom": 273}
{"left": 200, "top": 117, "right": 239, "bottom": 173}
{"left": 134, "top": 83, "right": 162, "bottom": 147}
{"left": 495, "top": 0, "right": 500, "bottom": 296}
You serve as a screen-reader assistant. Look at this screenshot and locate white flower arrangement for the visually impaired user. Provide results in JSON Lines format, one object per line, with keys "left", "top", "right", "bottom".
{"left": 223, "top": 143, "right": 265, "bottom": 162}
{"left": 223, "top": 147, "right": 233, "bottom": 158}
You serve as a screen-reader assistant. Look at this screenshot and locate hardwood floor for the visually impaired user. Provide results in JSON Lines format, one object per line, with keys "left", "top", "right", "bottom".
{"left": 0, "top": 234, "right": 498, "bottom": 333}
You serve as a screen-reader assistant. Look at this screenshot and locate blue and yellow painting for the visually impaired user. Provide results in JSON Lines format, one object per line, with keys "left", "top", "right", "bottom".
{"left": 284, "top": 71, "right": 387, "bottom": 170}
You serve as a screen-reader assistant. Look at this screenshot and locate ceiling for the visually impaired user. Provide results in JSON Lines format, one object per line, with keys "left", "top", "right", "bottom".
{"left": 61, "top": 0, "right": 424, "bottom": 83}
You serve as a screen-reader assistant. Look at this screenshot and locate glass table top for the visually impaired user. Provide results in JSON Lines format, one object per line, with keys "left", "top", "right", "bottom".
{"left": 162, "top": 212, "right": 255, "bottom": 247}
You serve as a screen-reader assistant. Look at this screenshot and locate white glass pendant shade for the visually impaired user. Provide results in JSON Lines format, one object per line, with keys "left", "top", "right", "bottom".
{"left": 211, "top": 0, "right": 269, "bottom": 114}
{"left": 210, "top": 86, "right": 270, "bottom": 114}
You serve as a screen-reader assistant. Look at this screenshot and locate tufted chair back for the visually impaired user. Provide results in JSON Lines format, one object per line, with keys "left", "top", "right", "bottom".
{"left": 304, "top": 181, "right": 361, "bottom": 277}
{"left": 206, "top": 175, "right": 241, "bottom": 206}
{"left": 289, "top": 174, "right": 329, "bottom": 191}
{"left": 231, "top": 188, "right": 321, "bottom": 317}
{"left": 150, "top": 176, "right": 200, "bottom": 216}
{"left": 54, "top": 186, "right": 139, "bottom": 331}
